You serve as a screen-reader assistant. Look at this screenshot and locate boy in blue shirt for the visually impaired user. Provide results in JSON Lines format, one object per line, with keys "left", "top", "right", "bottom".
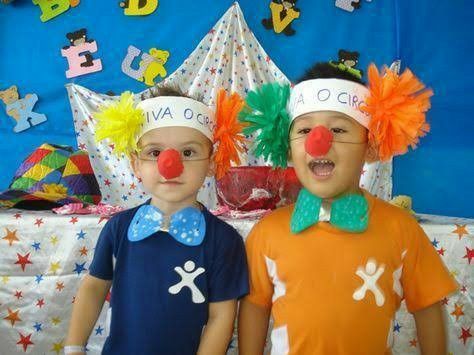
{"left": 65, "top": 87, "right": 249, "bottom": 355}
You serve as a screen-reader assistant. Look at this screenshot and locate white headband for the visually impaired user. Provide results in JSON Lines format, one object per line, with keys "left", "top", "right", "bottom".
{"left": 288, "top": 79, "right": 370, "bottom": 128}
{"left": 136, "top": 96, "right": 215, "bottom": 141}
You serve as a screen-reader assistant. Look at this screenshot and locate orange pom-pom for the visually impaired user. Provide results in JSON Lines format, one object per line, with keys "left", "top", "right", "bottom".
{"left": 361, "top": 63, "right": 433, "bottom": 161}
{"left": 213, "top": 89, "right": 247, "bottom": 180}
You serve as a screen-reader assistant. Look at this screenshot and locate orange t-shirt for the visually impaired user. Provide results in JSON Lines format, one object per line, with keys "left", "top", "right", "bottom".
{"left": 244, "top": 191, "right": 458, "bottom": 355}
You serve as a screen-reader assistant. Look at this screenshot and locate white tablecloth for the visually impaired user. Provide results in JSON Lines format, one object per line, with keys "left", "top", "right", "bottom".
{"left": 0, "top": 210, "right": 472, "bottom": 354}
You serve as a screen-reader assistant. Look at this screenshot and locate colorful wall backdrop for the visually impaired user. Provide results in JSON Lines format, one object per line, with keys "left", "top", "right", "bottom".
{"left": 0, "top": 0, "right": 472, "bottom": 217}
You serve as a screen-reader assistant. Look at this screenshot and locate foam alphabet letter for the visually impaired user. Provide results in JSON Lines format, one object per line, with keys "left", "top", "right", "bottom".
{"left": 0, "top": 86, "right": 47, "bottom": 133}
{"left": 124, "top": 0, "right": 158, "bottom": 16}
{"left": 262, "top": 1, "right": 300, "bottom": 36}
{"left": 61, "top": 34, "right": 103, "bottom": 78}
{"left": 270, "top": 1, "right": 299, "bottom": 34}
{"left": 32, "top": 0, "right": 70, "bottom": 22}
{"left": 121, "top": 45, "right": 154, "bottom": 80}
{"left": 335, "top": 0, "right": 361, "bottom": 12}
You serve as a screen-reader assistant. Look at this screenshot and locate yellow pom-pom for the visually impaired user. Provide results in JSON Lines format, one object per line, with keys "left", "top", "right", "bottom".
{"left": 94, "top": 92, "right": 144, "bottom": 156}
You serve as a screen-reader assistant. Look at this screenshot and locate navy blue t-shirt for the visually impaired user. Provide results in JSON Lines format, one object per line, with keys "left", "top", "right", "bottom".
{"left": 89, "top": 202, "right": 249, "bottom": 355}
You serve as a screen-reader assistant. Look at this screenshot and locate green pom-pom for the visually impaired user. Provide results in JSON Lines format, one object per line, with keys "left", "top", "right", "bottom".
{"left": 239, "top": 83, "right": 291, "bottom": 168}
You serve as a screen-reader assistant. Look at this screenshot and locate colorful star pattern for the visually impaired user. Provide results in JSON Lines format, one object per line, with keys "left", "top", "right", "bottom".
{"left": 79, "top": 246, "right": 89, "bottom": 256}
{"left": 50, "top": 235, "right": 59, "bottom": 245}
{"left": 459, "top": 327, "right": 472, "bottom": 345}
{"left": 4, "top": 308, "right": 22, "bottom": 326}
{"left": 451, "top": 303, "right": 465, "bottom": 321}
{"left": 0, "top": 210, "right": 109, "bottom": 352}
{"left": 49, "top": 261, "right": 61, "bottom": 274}
{"left": 2, "top": 228, "right": 19, "bottom": 246}
{"left": 51, "top": 341, "right": 64, "bottom": 354}
{"left": 463, "top": 247, "right": 473, "bottom": 264}
{"left": 16, "top": 332, "right": 34, "bottom": 351}
{"left": 33, "top": 322, "right": 43, "bottom": 332}
{"left": 1, "top": 207, "right": 472, "bottom": 354}
{"left": 95, "top": 325, "right": 104, "bottom": 335}
{"left": 15, "top": 253, "right": 33, "bottom": 271}
{"left": 393, "top": 322, "right": 402, "bottom": 332}
{"left": 73, "top": 262, "right": 87, "bottom": 275}
{"left": 34, "top": 218, "right": 44, "bottom": 227}
{"left": 452, "top": 224, "right": 469, "bottom": 240}
{"left": 35, "top": 274, "right": 44, "bottom": 284}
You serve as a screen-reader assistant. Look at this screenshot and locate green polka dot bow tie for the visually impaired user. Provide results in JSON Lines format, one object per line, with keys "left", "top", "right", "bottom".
{"left": 290, "top": 188, "right": 369, "bottom": 234}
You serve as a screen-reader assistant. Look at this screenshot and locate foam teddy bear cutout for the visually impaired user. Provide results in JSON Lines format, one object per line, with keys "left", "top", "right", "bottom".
{"left": 139, "top": 48, "right": 169, "bottom": 86}
{"left": 0, "top": 85, "right": 47, "bottom": 133}
{"left": 390, "top": 195, "right": 415, "bottom": 215}
{"left": 329, "top": 49, "right": 364, "bottom": 79}
{"left": 61, "top": 28, "right": 102, "bottom": 78}
{"left": 121, "top": 46, "right": 169, "bottom": 85}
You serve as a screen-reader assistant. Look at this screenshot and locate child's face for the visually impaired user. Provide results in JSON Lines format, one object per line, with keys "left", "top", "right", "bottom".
{"left": 131, "top": 126, "right": 213, "bottom": 210}
{"left": 289, "top": 111, "right": 368, "bottom": 199}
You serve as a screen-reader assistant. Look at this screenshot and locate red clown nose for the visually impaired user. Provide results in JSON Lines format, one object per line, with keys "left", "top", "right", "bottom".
{"left": 304, "top": 126, "right": 334, "bottom": 157}
{"left": 157, "top": 149, "right": 184, "bottom": 179}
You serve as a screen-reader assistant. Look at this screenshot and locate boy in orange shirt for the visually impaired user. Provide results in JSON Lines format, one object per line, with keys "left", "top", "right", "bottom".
{"left": 238, "top": 63, "right": 458, "bottom": 354}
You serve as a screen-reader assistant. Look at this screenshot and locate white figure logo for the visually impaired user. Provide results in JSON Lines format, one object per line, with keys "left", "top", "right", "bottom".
{"left": 393, "top": 250, "right": 407, "bottom": 298}
{"left": 168, "top": 260, "right": 205, "bottom": 303}
{"left": 352, "top": 258, "right": 385, "bottom": 307}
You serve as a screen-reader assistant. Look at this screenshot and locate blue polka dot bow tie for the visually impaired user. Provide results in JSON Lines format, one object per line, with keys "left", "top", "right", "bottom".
{"left": 290, "top": 188, "right": 369, "bottom": 234}
{"left": 127, "top": 204, "right": 206, "bottom": 246}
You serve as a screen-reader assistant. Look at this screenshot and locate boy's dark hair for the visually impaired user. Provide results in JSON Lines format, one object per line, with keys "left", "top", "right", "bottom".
{"left": 297, "top": 62, "right": 365, "bottom": 85}
{"left": 143, "top": 85, "right": 204, "bottom": 103}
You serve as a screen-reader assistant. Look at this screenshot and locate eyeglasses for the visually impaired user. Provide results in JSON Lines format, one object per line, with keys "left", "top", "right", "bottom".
{"left": 289, "top": 130, "right": 367, "bottom": 145}
{"left": 289, "top": 135, "right": 367, "bottom": 145}
{"left": 136, "top": 148, "right": 211, "bottom": 162}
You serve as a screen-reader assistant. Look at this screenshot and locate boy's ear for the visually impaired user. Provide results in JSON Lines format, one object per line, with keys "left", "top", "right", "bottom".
{"left": 207, "top": 157, "right": 216, "bottom": 178}
{"left": 365, "top": 142, "right": 379, "bottom": 163}
{"left": 287, "top": 147, "right": 293, "bottom": 163}
{"left": 129, "top": 153, "right": 141, "bottom": 178}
